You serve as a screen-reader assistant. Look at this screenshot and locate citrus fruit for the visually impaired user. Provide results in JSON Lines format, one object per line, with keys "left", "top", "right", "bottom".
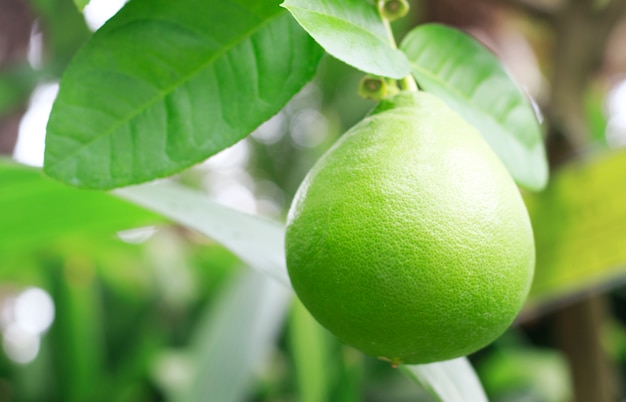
{"left": 285, "top": 91, "right": 535, "bottom": 365}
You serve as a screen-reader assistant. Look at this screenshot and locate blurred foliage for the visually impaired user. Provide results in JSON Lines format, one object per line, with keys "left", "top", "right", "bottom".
{"left": 2, "top": 0, "right": 626, "bottom": 401}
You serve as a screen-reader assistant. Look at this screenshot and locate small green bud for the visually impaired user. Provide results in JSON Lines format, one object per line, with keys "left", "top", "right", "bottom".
{"left": 378, "top": 0, "right": 410, "bottom": 21}
{"left": 358, "top": 76, "right": 388, "bottom": 101}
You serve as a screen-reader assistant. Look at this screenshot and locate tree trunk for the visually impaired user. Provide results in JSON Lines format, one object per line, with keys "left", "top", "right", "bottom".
{"left": 0, "top": 0, "right": 35, "bottom": 154}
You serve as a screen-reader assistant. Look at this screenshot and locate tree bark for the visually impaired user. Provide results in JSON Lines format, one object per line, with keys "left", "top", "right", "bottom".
{"left": 0, "top": 0, "right": 35, "bottom": 154}
{"left": 555, "top": 295, "right": 618, "bottom": 402}
{"left": 547, "top": 2, "right": 626, "bottom": 401}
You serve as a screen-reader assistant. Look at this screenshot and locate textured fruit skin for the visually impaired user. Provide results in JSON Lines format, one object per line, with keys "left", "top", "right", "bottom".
{"left": 285, "top": 92, "right": 535, "bottom": 365}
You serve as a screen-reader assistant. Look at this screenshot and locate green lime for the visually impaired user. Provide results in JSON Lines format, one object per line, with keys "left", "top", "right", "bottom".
{"left": 285, "top": 91, "right": 535, "bottom": 365}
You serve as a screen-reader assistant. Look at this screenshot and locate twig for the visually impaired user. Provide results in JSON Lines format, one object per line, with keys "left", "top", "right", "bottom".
{"left": 486, "top": 0, "right": 559, "bottom": 22}
{"left": 597, "top": 0, "right": 626, "bottom": 38}
{"left": 547, "top": 1, "right": 626, "bottom": 401}
{"left": 548, "top": 0, "right": 626, "bottom": 152}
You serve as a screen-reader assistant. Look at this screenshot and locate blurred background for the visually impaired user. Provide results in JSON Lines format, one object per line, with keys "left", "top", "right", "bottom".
{"left": 2, "top": 0, "right": 626, "bottom": 401}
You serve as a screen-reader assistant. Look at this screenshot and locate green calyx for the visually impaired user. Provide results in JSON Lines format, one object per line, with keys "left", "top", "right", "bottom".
{"left": 370, "top": 91, "right": 421, "bottom": 115}
{"left": 378, "top": 0, "right": 410, "bottom": 22}
{"left": 358, "top": 76, "right": 388, "bottom": 101}
{"left": 358, "top": 76, "right": 403, "bottom": 101}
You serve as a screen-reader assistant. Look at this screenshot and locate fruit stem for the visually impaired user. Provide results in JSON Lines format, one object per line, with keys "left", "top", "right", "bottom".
{"left": 381, "top": 17, "right": 399, "bottom": 50}
{"left": 378, "top": 1, "right": 418, "bottom": 93}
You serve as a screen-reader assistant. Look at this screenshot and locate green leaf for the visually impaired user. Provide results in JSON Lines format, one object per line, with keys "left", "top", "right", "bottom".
{"left": 50, "top": 265, "right": 105, "bottom": 402}
{"left": 115, "top": 182, "right": 290, "bottom": 287}
{"left": 289, "top": 299, "right": 331, "bottom": 402}
{"left": 179, "top": 270, "right": 291, "bottom": 402}
{"left": 401, "top": 358, "right": 488, "bottom": 402}
{"left": 281, "top": 0, "right": 410, "bottom": 79}
{"left": 29, "top": 0, "right": 92, "bottom": 72}
{"left": 73, "top": 0, "right": 90, "bottom": 11}
{"left": 523, "top": 151, "right": 626, "bottom": 310}
{"left": 400, "top": 23, "right": 548, "bottom": 191}
{"left": 44, "top": 0, "right": 323, "bottom": 189}
{"left": 116, "top": 182, "right": 490, "bottom": 399}
{"left": 0, "top": 159, "right": 163, "bottom": 255}
{"left": 0, "top": 66, "right": 39, "bottom": 115}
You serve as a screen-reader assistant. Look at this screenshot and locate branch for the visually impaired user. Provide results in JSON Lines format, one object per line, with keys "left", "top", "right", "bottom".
{"left": 487, "top": 0, "right": 559, "bottom": 22}
{"left": 598, "top": 0, "right": 626, "bottom": 38}
{"left": 547, "top": 0, "right": 626, "bottom": 153}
